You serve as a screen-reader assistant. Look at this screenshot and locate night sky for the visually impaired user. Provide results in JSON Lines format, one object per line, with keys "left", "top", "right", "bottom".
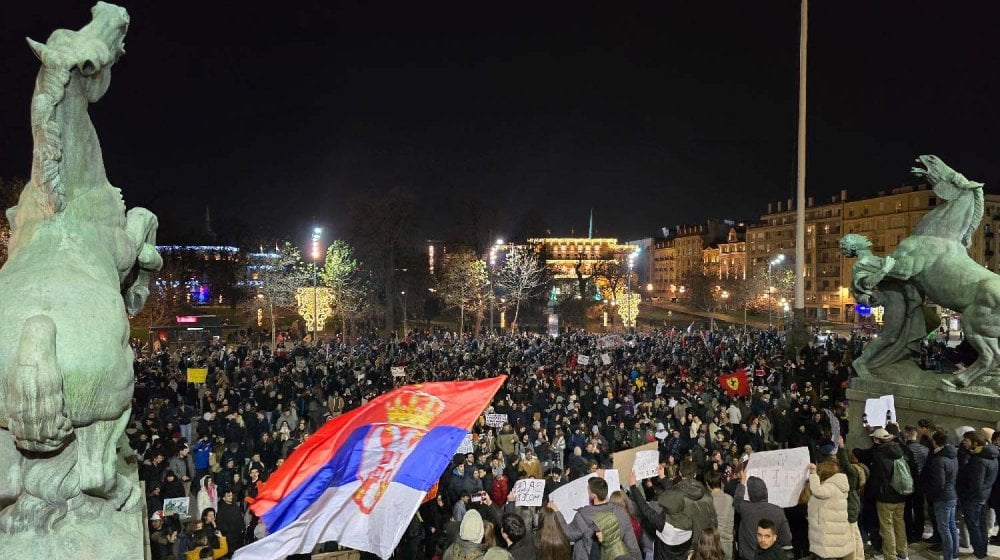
{"left": 1, "top": 1, "right": 998, "bottom": 245}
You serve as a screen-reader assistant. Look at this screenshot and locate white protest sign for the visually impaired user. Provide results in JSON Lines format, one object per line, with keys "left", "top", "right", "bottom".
{"left": 864, "top": 395, "right": 897, "bottom": 428}
{"left": 163, "top": 497, "right": 190, "bottom": 518}
{"left": 485, "top": 413, "right": 508, "bottom": 428}
{"left": 632, "top": 450, "right": 660, "bottom": 481}
{"left": 597, "top": 334, "right": 624, "bottom": 349}
{"left": 601, "top": 353, "right": 612, "bottom": 365}
{"left": 743, "top": 447, "right": 810, "bottom": 508}
{"left": 391, "top": 366, "right": 406, "bottom": 377}
{"left": 577, "top": 354, "right": 591, "bottom": 366}
{"left": 655, "top": 379, "right": 665, "bottom": 395}
{"left": 549, "top": 470, "right": 622, "bottom": 517}
{"left": 457, "top": 433, "right": 474, "bottom": 455}
{"left": 512, "top": 478, "right": 546, "bottom": 507}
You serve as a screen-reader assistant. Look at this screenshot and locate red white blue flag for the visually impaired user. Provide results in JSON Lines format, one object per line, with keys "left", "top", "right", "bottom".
{"left": 234, "top": 376, "right": 506, "bottom": 559}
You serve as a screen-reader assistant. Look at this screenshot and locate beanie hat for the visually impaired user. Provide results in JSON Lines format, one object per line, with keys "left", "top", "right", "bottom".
{"left": 459, "top": 509, "right": 484, "bottom": 543}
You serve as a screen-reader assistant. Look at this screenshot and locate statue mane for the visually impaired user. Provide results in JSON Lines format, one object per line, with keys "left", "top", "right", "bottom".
{"left": 910, "top": 155, "right": 985, "bottom": 248}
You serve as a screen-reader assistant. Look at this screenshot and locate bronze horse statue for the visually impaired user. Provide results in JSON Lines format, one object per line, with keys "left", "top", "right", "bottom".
{"left": 0, "top": 2, "right": 160, "bottom": 531}
{"left": 888, "top": 155, "right": 1000, "bottom": 389}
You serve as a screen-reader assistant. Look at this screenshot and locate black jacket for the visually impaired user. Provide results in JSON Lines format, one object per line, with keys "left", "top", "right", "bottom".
{"left": 924, "top": 444, "right": 958, "bottom": 503}
{"left": 872, "top": 441, "right": 907, "bottom": 504}
{"left": 733, "top": 478, "right": 792, "bottom": 560}
{"left": 957, "top": 444, "right": 999, "bottom": 503}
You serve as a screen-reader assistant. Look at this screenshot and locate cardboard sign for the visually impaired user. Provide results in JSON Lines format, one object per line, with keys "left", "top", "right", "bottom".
{"left": 512, "top": 478, "right": 546, "bottom": 507}
{"left": 864, "top": 395, "right": 897, "bottom": 428}
{"left": 457, "top": 433, "right": 475, "bottom": 455}
{"left": 549, "top": 471, "right": 621, "bottom": 517}
{"left": 743, "top": 447, "right": 810, "bottom": 508}
{"left": 186, "top": 368, "right": 207, "bottom": 384}
{"left": 597, "top": 334, "right": 624, "bottom": 349}
{"left": 632, "top": 450, "right": 660, "bottom": 481}
{"left": 485, "top": 413, "right": 508, "bottom": 428}
{"left": 163, "top": 497, "right": 190, "bottom": 518}
{"left": 391, "top": 366, "right": 406, "bottom": 377}
{"left": 611, "top": 442, "right": 658, "bottom": 485}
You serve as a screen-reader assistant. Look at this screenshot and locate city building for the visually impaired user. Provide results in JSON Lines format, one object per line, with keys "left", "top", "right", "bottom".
{"left": 745, "top": 187, "right": 1000, "bottom": 322}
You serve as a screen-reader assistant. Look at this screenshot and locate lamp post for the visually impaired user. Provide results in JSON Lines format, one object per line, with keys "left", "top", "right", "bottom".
{"left": 488, "top": 238, "right": 503, "bottom": 337}
{"left": 628, "top": 249, "right": 639, "bottom": 332}
{"left": 400, "top": 290, "right": 408, "bottom": 335}
{"left": 311, "top": 227, "right": 322, "bottom": 343}
{"left": 767, "top": 254, "right": 785, "bottom": 329}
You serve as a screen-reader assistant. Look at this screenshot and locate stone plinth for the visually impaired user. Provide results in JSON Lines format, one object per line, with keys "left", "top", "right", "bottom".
{"left": 846, "top": 360, "right": 1000, "bottom": 451}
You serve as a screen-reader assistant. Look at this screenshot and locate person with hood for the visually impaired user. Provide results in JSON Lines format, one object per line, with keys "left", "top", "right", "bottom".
{"left": 925, "top": 430, "right": 959, "bottom": 560}
{"left": 443, "top": 509, "right": 489, "bottom": 560}
{"left": 806, "top": 458, "right": 852, "bottom": 560}
{"left": 957, "top": 430, "right": 999, "bottom": 559}
{"left": 733, "top": 470, "right": 792, "bottom": 560}
{"left": 627, "top": 470, "right": 693, "bottom": 560}
{"left": 196, "top": 475, "right": 219, "bottom": 519}
{"left": 161, "top": 470, "right": 186, "bottom": 500}
{"left": 830, "top": 437, "right": 865, "bottom": 560}
{"left": 674, "top": 461, "right": 717, "bottom": 553}
{"left": 868, "top": 427, "right": 908, "bottom": 560}
{"left": 549, "top": 476, "right": 641, "bottom": 560}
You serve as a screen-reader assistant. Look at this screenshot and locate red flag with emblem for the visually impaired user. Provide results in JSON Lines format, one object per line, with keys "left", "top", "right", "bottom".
{"left": 718, "top": 368, "right": 749, "bottom": 397}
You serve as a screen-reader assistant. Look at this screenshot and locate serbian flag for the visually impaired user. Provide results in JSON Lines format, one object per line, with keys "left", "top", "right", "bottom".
{"left": 719, "top": 369, "right": 750, "bottom": 397}
{"left": 234, "top": 376, "right": 506, "bottom": 559}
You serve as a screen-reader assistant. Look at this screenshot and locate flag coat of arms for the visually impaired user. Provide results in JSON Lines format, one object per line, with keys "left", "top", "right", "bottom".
{"left": 234, "top": 376, "right": 506, "bottom": 559}
{"left": 718, "top": 368, "right": 749, "bottom": 397}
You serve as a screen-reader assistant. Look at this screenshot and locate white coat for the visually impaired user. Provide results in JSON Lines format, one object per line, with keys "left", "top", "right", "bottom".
{"left": 807, "top": 472, "right": 853, "bottom": 559}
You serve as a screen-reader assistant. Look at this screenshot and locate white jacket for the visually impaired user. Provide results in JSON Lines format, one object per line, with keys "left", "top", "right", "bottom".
{"left": 807, "top": 472, "right": 853, "bottom": 559}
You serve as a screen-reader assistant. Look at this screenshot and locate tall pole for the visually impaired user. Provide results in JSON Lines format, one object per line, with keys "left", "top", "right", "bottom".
{"left": 794, "top": 0, "right": 807, "bottom": 315}
{"left": 768, "top": 262, "right": 773, "bottom": 329}
{"left": 311, "top": 227, "right": 322, "bottom": 344}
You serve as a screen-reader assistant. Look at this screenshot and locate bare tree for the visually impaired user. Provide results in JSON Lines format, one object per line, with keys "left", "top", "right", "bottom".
{"left": 494, "top": 247, "right": 546, "bottom": 332}
{"left": 245, "top": 241, "right": 309, "bottom": 347}
{"left": 436, "top": 249, "right": 490, "bottom": 335}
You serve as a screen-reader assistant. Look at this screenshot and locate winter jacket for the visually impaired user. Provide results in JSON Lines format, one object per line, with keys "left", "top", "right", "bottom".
{"left": 556, "top": 502, "right": 642, "bottom": 560}
{"left": 733, "top": 478, "right": 792, "bottom": 560}
{"left": 835, "top": 446, "right": 862, "bottom": 524}
{"left": 710, "top": 489, "right": 735, "bottom": 560}
{"left": 627, "top": 485, "right": 692, "bottom": 560}
{"left": 871, "top": 441, "right": 907, "bottom": 504}
{"left": 193, "top": 439, "right": 213, "bottom": 471}
{"left": 957, "top": 444, "right": 999, "bottom": 504}
{"left": 807, "top": 472, "right": 852, "bottom": 559}
{"left": 169, "top": 453, "right": 196, "bottom": 481}
{"left": 924, "top": 444, "right": 958, "bottom": 503}
{"left": 216, "top": 499, "right": 246, "bottom": 550}
{"left": 673, "top": 478, "right": 718, "bottom": 552}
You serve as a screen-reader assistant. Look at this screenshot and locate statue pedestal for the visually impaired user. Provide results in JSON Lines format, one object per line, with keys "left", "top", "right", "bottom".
{"left": 846, "top": 360, "right": 1000, "bottom": 451}
{"left": 0, "top": 449, "right": 144, "bottom": 559}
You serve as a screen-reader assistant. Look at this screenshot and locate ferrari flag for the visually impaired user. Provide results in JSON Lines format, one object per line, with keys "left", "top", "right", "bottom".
{"left": 718, "top": 368, "right": 750, "bottom": 397}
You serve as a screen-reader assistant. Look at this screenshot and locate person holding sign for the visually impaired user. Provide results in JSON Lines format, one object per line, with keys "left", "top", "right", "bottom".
{"left": 733, "top": 470, "right": 791, "bottom": 560}
{"left": 626, "top": 467, "right": 693, "bottom": 560}
{"left": 805, "top": 459, "right": 852, "bottom": 560}
{"left": 548, "top": 477, "right": 641, "bottom": 560}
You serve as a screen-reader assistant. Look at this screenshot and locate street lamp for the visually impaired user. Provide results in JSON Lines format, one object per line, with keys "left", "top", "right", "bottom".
{"left": 767, "top": 253, "right": 785, "bottom": 329}
{"left": 311, "top": 227, "right": 322, "bottom": 343}
{"left": 400, "top": 290, "right": 408, "bottom": 335}
{"left": 488, "top": 239, "right": 503, "bottom": 336}
{"left": 627, "top": 249, "right": 640, "bottom": 331}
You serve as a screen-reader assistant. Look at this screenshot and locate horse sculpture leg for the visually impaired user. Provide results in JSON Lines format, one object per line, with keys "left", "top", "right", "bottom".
{"left": 75, "top": 407, "right": 133, "bottom": 510}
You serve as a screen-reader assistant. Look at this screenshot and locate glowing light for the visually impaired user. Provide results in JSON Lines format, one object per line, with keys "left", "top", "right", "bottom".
{"left": 295, "top": 287, "right": 334, "bottom": 332}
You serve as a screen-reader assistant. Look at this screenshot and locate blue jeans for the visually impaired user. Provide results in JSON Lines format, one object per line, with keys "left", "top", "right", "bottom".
{"left": 961, "top": 500, "right": 988, "bottom": 558}
{"left": 934, "top": 499, "right": 959, "bottom": 560}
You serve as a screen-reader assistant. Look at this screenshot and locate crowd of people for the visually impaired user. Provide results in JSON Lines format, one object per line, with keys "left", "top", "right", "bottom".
{"left": 131, "top": 325, "right": 1000, "bottom": 560}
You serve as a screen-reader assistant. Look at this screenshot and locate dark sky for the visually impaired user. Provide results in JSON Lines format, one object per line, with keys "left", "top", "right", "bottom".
{"left": 1, "top": 1, "right": 998, "bottom": 245}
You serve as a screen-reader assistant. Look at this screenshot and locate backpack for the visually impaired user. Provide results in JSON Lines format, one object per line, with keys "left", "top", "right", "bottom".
{"left": 590, "top": 510, "right": 629, "bottom": 560}
{"left": 889, "top": 456, "right": 914, "bottom": 496}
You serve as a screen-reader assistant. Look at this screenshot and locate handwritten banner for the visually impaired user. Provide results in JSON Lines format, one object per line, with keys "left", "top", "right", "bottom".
{"left": 864, "top": 395, "right": 896, "bottom": 428}
{"left": 485, "top": 413, "right": 508, "bottom": 428}
{"left": 743, "top": 447, "right": 810, "bottom": 508}
{"left": 597, "top": 334, "right": 624, "bottom": 349}
{"left": 391, "top": 366, "right": 406, "bottom": 377}
{"left": 457, "top": 433, "right": 474, "bottom": 455}
{"left": 186, "top": 368, "right": 207, "bottom": 384}
{"left": 632, "top": 450, "right": 660, "bottom": 481}
{"left": 512, "top": 478, "right": 545, "bottom": 507}
{"left": 550, "top": 471, "right": 621, "bottom": 517}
